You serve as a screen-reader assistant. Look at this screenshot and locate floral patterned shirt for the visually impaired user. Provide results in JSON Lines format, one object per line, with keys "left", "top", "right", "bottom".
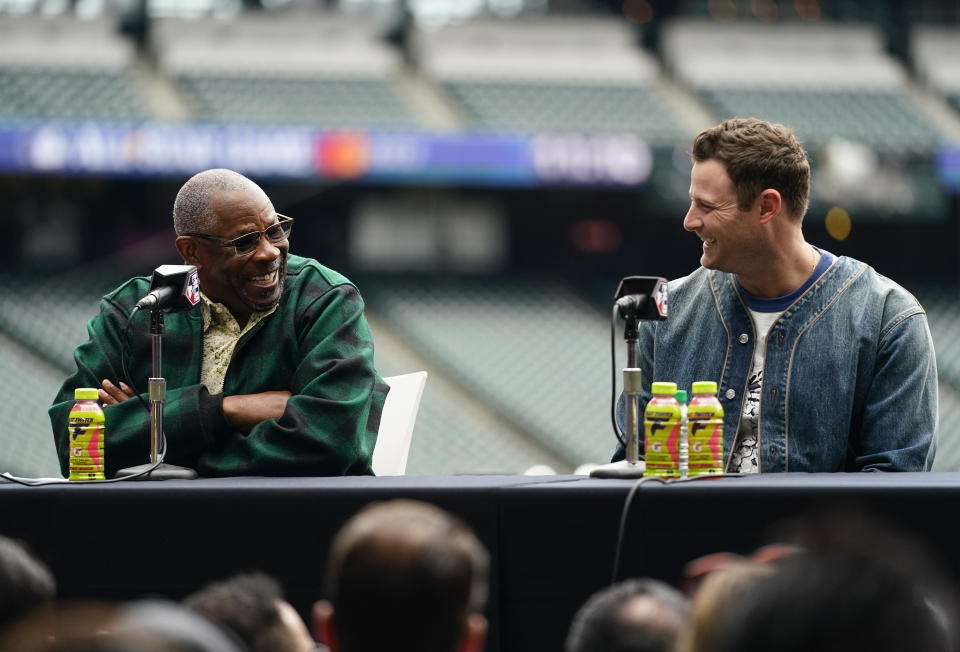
{"left": 199, "top": 293, "right": 277, "bottom": 395}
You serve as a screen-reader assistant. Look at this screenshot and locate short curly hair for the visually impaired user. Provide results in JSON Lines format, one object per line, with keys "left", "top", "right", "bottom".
{"left": 692, "top": 118, "right": 810, "bottom": 221}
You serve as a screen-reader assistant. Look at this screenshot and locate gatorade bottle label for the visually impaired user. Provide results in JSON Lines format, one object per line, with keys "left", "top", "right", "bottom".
{"left": 644, "top": 399, "right": 680, "bottom": 478}
{"left": 69, "top": 403, "right": 105, "bottom": 481}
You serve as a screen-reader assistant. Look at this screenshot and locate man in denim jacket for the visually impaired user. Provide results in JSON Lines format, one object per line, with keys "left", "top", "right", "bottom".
{"left": 617, "top": 118, "right": 937, "bottom": 472}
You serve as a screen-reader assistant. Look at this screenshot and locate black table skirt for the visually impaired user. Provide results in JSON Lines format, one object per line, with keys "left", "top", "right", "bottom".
{"left": 4, "top": 473, "right": 960, "bottom": 652}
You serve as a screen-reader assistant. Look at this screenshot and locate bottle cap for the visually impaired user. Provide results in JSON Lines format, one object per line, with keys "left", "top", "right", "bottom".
{"left": 675, "top": 390, "right": 688, "bottom": 403}
{"left": 651, "top": 381, "right": 678, "bottom": 396}
{"left": 74, "top": 388, "right": 99, "bottom": 401}
{"left": 692, "top": 381, "right": 718, "bottom": 394}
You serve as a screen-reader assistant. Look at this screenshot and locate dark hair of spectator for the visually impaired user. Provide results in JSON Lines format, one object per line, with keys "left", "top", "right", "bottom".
{"left": 704, "top": 512, "right": 960, "bottom": 652}
{"left": 0, "top": 535, "right": 56, "bottom": 634}
{"left": 323, "top": 499, "right": 489, "bottom": 652}
{"left": 183, "top": 572, "right": 293, "bottom": 652}
{"left": 566, "top": 578, "right": 691, "bottom": 652}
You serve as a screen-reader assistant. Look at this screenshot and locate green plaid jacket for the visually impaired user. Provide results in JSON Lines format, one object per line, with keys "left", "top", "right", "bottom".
{"left": 49, "top": 254, "right": 387, "bottom": 478}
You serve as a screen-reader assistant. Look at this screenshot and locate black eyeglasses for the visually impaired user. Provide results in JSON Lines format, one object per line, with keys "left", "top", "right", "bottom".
{"left": 186, "top": 215, "right": 294, "bottom": 256}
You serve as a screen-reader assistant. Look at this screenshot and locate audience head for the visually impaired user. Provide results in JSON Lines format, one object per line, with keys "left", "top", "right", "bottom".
{"left": 680, "top": 561, "right": 775, "bottom": 652}
{"left": 566, "top": 578, "right": 691, "bottom": 652}
{"left": 314, "top": 499, "right": 490, "bottom": 652}
{"left": 680, "top": 543, "right": 800, "bottom": 597}
{"left": 0, "top": 600, "right": 245, "bottom": 652}
{"left": 184, "top": 572, "right": 315, "bottom": 652}
{"left": 111, "top": 599, "right": 250, "bottom": 652}
{"left": 692, "top": 513, "right": 960, "bottom": 652}
{"left": 0, "top": 535, "right": 56, "bottom": 634}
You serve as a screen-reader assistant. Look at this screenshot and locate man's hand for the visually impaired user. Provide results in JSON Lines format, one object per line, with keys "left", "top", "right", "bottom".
{"left": 99, "top": 379, "right": 136, "bottom": 405}
{"left": 222, "top": 391, "right": 292, "bottom": 434}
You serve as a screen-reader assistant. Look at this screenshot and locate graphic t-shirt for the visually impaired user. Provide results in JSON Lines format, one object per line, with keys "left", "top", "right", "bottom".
{"left": 727, "top": 247, "right": 835, "bottom": 473}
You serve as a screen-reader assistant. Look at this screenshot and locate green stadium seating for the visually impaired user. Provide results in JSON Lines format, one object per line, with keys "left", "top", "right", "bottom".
{"left": 0, "top": 332, "right": 64, "bottom": 478}
{"left": 363, "top": 277, "right": 616, "bottom": 469}
{"left": 0, "top": 65, "right": 147, "bottom": 120}
{"left": 699, "top": 88, "right": 940, "bottom": 155}
{"left": 176, "top": 73, "right": 419, "bottom": 128}
{"left": 444, "top": 80, "right": 683, "bottom": 144}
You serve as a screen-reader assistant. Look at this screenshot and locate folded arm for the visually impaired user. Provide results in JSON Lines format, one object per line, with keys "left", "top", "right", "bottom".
{"left": 193, "top": 284, "right": 387, "bottom": 477}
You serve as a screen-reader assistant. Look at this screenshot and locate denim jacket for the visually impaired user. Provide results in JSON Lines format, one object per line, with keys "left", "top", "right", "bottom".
{"left": 616, "top": 255, "right": 937, "bottom": 472}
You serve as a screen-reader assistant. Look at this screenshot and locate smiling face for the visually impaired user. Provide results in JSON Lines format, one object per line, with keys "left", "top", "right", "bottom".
{"left": 175, "top": 183, "right": 288, "bottom": 326}
{"left": 682, "top": 158, "right": 766, "bottom": 276}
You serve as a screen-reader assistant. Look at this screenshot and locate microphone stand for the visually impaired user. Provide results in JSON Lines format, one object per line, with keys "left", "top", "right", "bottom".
{"left": 621, "top": 308, "right": 643, "bottom": 466}
{"left": 591, "top": 300, "right": 647, "bottom": 479}
{"left": 115, "top": 308, "right": 198, "bottom": 480}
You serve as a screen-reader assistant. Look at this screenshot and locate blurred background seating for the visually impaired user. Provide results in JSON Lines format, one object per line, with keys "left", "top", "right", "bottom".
{"left": 415, "top": 16, "right": 687, "bottom": 144}
{"left": 0, "top": 14, "right": 147, "bottom": 120}
{"left": 154, "top": 11, "right": 422, "bottom": 127}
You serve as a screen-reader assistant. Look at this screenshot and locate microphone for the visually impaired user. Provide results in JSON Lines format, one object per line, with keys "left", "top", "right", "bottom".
{"left": 614, "top": 276, "right": 668, "bottom": 322}
{"left": 135, "top": 265, "right": 201, "bottom": 312}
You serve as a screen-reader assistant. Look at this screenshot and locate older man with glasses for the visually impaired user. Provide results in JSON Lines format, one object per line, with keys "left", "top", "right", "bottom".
{"left": 49, "top": 168, "right": 388, "bottom": 478}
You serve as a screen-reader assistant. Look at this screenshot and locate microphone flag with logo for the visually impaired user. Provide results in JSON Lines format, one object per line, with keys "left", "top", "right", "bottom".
{"left": 135, "top": 265, "right": 201, "bottom": 312}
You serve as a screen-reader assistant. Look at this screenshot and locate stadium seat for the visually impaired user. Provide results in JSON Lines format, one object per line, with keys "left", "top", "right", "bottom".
{"left": 415, "top": 16, "right": 686, "bottom": 143}
{"left": 176, "top": 73, "right": 416, "bottom": 128}
{"left": 154, "top": 12, "right": 422, "bottom": 128}
{"left": 444, "top": 80, "right": 683, "bottom": 143}
{"left": 364, "top": 277, "right": 613, "bottom": 468}
{"left": 661, "top": 19, "right": 943, "bottom": 155}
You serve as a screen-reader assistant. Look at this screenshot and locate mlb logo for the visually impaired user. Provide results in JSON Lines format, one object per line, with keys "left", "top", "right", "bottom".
{"left": 185, "top": 270, "right": 201, "bottom": 306}
{"left": 654, "top": 281, "right": 668, "bottom": 318}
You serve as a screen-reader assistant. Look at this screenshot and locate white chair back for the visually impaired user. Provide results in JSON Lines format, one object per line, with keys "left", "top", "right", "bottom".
{"left": 371, "top": 371, "right": 427, "bottom": 476}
